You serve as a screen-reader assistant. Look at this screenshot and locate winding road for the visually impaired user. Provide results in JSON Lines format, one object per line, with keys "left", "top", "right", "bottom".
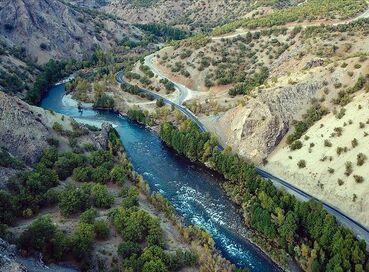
{"left": 115, "top": 7, "right": 369, "bottom": 245}
{"left": 116, "top": 67, "right": 369, "bottom": 244}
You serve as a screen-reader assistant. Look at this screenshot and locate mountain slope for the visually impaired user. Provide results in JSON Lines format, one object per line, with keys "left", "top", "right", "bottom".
{"left": 0, "top": 0, "right": 141, "bottom": 64}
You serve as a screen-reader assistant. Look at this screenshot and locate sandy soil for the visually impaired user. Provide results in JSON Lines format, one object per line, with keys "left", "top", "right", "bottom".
{"left": 266, "top": 91, "right": 369, "bottom": 227}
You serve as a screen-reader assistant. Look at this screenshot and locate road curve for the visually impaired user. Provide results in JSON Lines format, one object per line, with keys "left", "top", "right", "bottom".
{"left": 116, "top": 69, "right": 369, "bottom": 244}
{"left": 115, "top": 7, "right": 369, "bottom": 242}
{"left": 115, "top": 71, "right": 207, "bottom": 132}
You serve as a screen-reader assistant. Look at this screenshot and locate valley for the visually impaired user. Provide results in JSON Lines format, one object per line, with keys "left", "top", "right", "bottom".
{"left": 1, "top": 0, "right": 369, "bottom": 271}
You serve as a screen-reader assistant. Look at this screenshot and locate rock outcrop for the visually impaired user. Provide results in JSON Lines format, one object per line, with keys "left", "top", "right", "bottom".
{"left": 0, "top": 91, "right": 111, "bottom": 166}
{"left": 211, "top": 81, "right": 322, "bottom": 163}
{"left": 0, "top": 92, "right": 51, "bottom": 165}
{"left": 0, "top": 239, "right": 26, "bottom": 272}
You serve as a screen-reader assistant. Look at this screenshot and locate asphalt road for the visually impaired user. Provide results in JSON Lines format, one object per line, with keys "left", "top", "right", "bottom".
{"left": 115, "top": 71, "right": 207, "bottom": 132}
{"left": 115, "top": 7, "right": 369, "bottom": 243}
{"left": 116, "top": 69, "right": 369, "bottom": 244}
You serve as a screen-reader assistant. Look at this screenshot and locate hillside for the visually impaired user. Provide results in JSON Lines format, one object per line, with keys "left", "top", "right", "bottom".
{"left": 0, "top": 0, "right": 141, "bottom": 64}
{"left": 0, "top": 91, "right": 110, "bottom": 183}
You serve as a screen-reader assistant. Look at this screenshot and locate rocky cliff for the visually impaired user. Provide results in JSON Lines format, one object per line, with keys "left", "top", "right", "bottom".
{"left": 205, "top": 81, "right": 322, "bottom": 163}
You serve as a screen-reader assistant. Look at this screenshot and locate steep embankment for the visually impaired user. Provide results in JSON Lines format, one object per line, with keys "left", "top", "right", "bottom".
{"left": 0, "top": 0, "right": 140, "bottom": 64}
{"left": 0, "top": 91, "right": 109, "bottom": 183}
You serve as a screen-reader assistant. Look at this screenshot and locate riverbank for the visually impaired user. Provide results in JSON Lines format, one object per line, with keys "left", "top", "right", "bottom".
{"left": 58, "top": 88, "right": 283, "bottom": 271}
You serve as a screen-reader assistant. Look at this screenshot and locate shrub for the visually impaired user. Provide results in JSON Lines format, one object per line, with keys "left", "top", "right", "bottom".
{"left": 54, "top": 153, "right": 86, "bottom": 180}
{"left": 80, "top": 208, "right": 97, "bottom": 224}
{"left": 290, "top": 140, "right": 303, "bottom": 151}
{"left": 94, "top": 220, "right": 110, "bottom": 240}
{"left": 59, "top": 184, "right": 92, "bottom": 216}
{"left": 91, "top": 184, "right": 114, "bottom": 209}
{"left": 297, "top": 160, "right": 306, "bottom": 168}
{"left": 337, "top": 179, "right": 344, "bottom": 186}
{"left": 357, "top": 153, "right": 367, "bottom": 166}
{"left": 324, "top": 139, "right": 332, "bottom": 147}
{"left": 118, "top": 241, "right": 142, "bottom": 258}
{"left": 344, "top": 161, "right": 353, "bottom": 176}
{"left": 0, "top": 190, "right": 16, "bottom": 225}
{"left": 71, "top": 223, "right": 95, "bottom": 259}
{"left": 353, "top": 175, "right": 364, "bottom": 183}
{"left": 73, "top": 166, "right": 93, "bottom": 182}
{"left": 352, "top": 138, "right": 358, "bottom": 148}
{"left": 53, "top": 122, "right": 63, "bottom": 132}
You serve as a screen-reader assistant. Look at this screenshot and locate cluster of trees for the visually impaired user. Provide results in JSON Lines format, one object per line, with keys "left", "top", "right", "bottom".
{"left": 228, "top": 66, "right": 269, "bottom": 96}
{"left": 93, "top": 94, "right": 115, "bottom": 109}
{"left": 127, "top": 107, "right": 154, "bottom": 125}
{"left": 159, "top": 120, "right": 369, "bottom": 271}
{"left": 18, "top": 211, "right": 110, "bottom": 268}
{"left": 160, "top": 78, "right": 175, "bottom": 93}
{"left": 160, "top": 120, "right": 218, "bottom": 162}
{"left": 0, "top": 148, "right": 24, "bottom": 169}
{"left": 26, "top": 59, "right": 67, "bottom": 104}
{"left": 287, "top": 101, "right": 329, "bottom": 145}
{"left": 121, "top": 82, "right": 155, "bottom": 101}
{"left": 111, "top": 191, "right": 197, "bottom": 271}
{"left": 137, "top": 23, "right": 189, "bottom": 41}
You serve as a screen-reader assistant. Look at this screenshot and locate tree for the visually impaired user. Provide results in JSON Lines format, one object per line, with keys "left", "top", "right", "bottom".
{"left": 118, "top": 241, "right": 142, "bottom": 258}
{"left": 18, "top": 216, "right": 56, "bottom": 252}
{"left": 156, "top": 98, "right": 165, "bottom": 107}
{"left": 0, "top": 190, "right": 16, "bottom": 225}
{"left": 94, "top": 220, "right": 110, "bottom": 240}
{"left": 142, "top": 260, "right": 168, "bottom": 272}
{"left": 91, "top": 184, "right": 114, "bottom": 209}
{"left": 71, "top": 223, "right": 95, "bottom": 259}
{"left": 79, "top": 208, "right": 97, "bottom": 224}
{"left": 59, "top": 184, "right": 92, "bottom": 216}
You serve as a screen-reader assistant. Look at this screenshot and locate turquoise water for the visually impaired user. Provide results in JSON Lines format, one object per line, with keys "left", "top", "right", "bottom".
{"left": 41, "top": 84, "right": 281, "bottom": 272}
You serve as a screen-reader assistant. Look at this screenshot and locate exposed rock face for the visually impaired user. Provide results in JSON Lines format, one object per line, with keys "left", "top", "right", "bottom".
{"left": 0, "top": 92, "right": 51, "bottom": 165}
{"left": 0, "top": 0, "right": 141, "bottom": 64}
{"left": 0, "top": 91, "right": 111, "bottom": 166}
{"left": 212, "top": 81, "right": 322, "bottom": 163}
{"left": 0, "top": 239, "right": 26, "bottom": 272}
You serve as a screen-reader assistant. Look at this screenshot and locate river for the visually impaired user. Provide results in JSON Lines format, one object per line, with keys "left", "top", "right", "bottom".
{"left": 41, "top": 83, "right": 281, "bottom": 272}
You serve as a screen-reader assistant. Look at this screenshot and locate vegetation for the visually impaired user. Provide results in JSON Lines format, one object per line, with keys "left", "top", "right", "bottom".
{"left": 159, "top": 120, "right": 369, "bottom": 271}
{"left": 93, "top": 94, "right": 115, "bottom": 109}
{"left": 287, "top": 101, "right": 329, "bottom": 146}
{"left": 137, "top": 23, "right": 189, "bottom": 41}
{"left": 212, "top": 0, "right": 367, "bottom": 36}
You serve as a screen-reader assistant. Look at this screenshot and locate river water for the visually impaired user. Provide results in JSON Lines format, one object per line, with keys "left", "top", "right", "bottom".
{"left": 41, "top": 84, "right": 281, "bottom": 272}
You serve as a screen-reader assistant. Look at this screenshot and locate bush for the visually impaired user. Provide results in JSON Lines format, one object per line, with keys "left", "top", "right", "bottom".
{"left": 344, "top": 161, "right": 353, "bottom": 176}
{"left": 59, "top": 184, "right": 92, "bottom": 216}
{"left": 71, "top": 223, "right": 95, "bottom": 259}
{"left": 73, "top": 166, "right": 93, "bottom": 182}
{"left": 91, "top": 184, "right": 114, "bottom": 209}
{"left": 93, "top": 94, "right": 115, "bottom": 109}
{"left": 55, "top": 153, "right": 86, "bottom": 180}
{"left": 80, "top": 208, "right": 97, "bottom": 224}
{"left": 357, "top": 153, "right": 367, "bottom": 166}
{"left": 18, "top": 216, "right": 68, "bottom": 261}
{"left": 324, "top": 139, "right": 332, "bottom": 147}
{"left": 353, "top": 175, "right": 364, "bottom": 183}
{"left": 0, "top": 190, "right": 16, "bottom": 225}
{"left": 297, "top": 160, "right": 306, "bottom": 168}
{"left": 94, "top": 220, "right": 110, "bottom": 240}
{"left": 118, "top": 241, "right": 142, "bottom": 258}
{"left": 290, "top": 140, "right": 302, "bottom": 151}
